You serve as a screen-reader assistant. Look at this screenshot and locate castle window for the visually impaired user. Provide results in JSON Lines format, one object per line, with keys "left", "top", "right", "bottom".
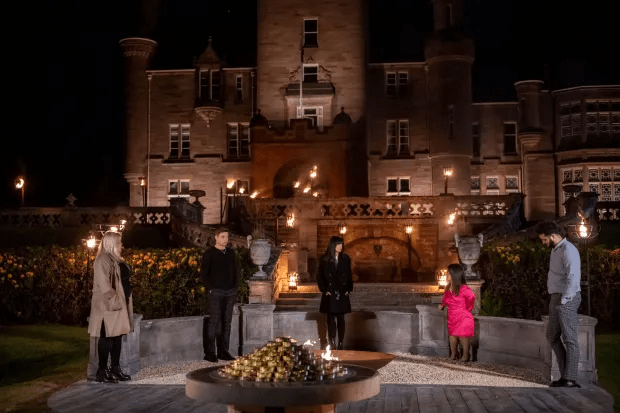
{"left": 386, "top": 119, "right": 409, "bottom": 156}
{"left": 228, "top": 123, "right": 250, "bottom": 158}
{"left": 573, "top": 168, "right": 583, "bottom": 182}
{"left": 211, "top": 71, "right": 221, "bottom": 101}
{"left": 506, "top": 176, "right": 519, "bottom": 193}
{"left": 472, "top": 123, "right": 480, "bottom": 157}
{"left": 471, "top": 176, "right": 480, "bottom": 195}
{"left": 168, "top": 179, "right": 190, "bottom": 198}
{"left": 235, "top": 74, "right": 243, "bottom": 103}
{"left": 387, "top": 177, "right": 410, "bottom": 196}
{"left": 226, "top": 179, "right": 250, "bottom": 196}
{"left": 303, "top": 19, "right": 318, "bottom": 48}
{"left": 448, "top": 105, "right": 454, "bottom": 138}
{"left": 486, "top": 176, "right": 499, "bottom": 190}
{"left": 169, "top": 124, "right": 190, "bottom": 159}
{"left": 199, "top": 70, "right": 221, "bottom": 102}
{"left": 303, "top": 64, "right": 318, "bottom": 83}
{"left": 386, "top": 72, "right": 408, "bottom": 97}
{"left": 503, "top": 122, "right": 517, "bottom": 155}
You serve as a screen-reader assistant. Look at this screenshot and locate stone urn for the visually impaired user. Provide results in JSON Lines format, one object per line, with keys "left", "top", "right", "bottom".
{"left": 454, "top": 233, "right": 483, "bottom": 280}
{"left": 250, "top": 239, "right": 271, "bottom": 279}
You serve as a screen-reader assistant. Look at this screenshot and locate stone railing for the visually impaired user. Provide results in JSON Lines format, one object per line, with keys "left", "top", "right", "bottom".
{"left": 0, "top": 207, "right": 171, "bottom": 228}
{"left": 249, "top": 194, "right": 520, "bottom": 221}
{"left": 597, "top": 201, "right": 620, "bottom": 221}
{"left": 170, "top": 215, "right": 249, "bottom": 249}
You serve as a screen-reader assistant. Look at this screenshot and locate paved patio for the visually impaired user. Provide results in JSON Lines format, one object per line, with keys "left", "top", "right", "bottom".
{"left": 48, "top": 381, "right": 614, "bottom": 413}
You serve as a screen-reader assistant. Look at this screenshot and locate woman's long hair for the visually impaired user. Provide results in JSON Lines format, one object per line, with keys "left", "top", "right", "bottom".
{"left": 97, "top": 231, "right": 124, "bottom": 262}
{"left": 323, "top": 236, "right": 344, "bottom": 263}
{"left": 448, "top": 263, "right": 466, "bottom": 296}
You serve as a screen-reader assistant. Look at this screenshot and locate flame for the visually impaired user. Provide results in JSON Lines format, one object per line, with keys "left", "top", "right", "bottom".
{"left": 239, "top": 186, "right": 246, "bottom": 194}
{"left": 310, "top": 170, "right": 317, "bottom": 179}
{"left": 579, "top": 221, "right": 588, "bottom": 238}
{"left": 250, "top": 191, "right": 258, "bottom": 199}
{"left": 303, "top": 339, "right": 315, "bottom": 347}
{"left": 447, "top": 212, "right": 456, "bottom": 226}
{"left": 321, "top": 345, "right": 339, "bottom": 361}
{"left": 294, "top": 181, "right": 300, "bottom": 188}
{"left": 312, "top": 191, "right": 319, "bottom": 197}
{"left": 226, "top": 179, "right": 235, "bottom": 189}
{"left": 286, "top": 214, "right": 295, "bottom": 227}
{"left": 86, "top": 236, "right": 96, "bottom": 249}
{"left": 303, "top": 186, "right": 311, "bottom": 194}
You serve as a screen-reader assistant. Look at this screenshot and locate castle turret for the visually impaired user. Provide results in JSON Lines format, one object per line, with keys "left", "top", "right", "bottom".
{"left": 120, "top": 37, "right": 157, "bottom": 206}
{"left": 425, "top": 0, "right": 475, "bottom": 196}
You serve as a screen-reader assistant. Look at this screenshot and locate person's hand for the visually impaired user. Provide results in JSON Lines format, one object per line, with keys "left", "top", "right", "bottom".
{"left": 437, "top": 304, "right": 445, "bottom": 311}
{"left": 325, "top": 292, "right": 331, "bottom": 296}
{"left": 345, "top": 291, "right": 349, "bottom": 296}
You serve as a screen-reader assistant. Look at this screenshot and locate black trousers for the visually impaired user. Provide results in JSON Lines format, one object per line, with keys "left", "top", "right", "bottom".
{"left": 327, "top": 313, "right": 345, "bottom": 344}
{"left": 98, "top": 321, "right": 122, "bottom": 371}
{"left": 205, "top": 293, "right": 236, "bottom": 355}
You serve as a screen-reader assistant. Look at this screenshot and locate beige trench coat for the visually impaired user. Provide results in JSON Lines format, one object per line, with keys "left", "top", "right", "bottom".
{"left": 87, "top": 252, "right": 133, "bottom": 337}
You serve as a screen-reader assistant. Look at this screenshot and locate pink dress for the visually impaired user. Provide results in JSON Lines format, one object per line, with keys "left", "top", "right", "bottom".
{"left": 442, "top": 285, "right": 475, "bottom": 337}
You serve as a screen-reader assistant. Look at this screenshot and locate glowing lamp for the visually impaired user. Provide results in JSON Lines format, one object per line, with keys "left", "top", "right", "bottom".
{"left": 239, "top": 186, "right": 246, "bottom": 194}
{"left": 437, "top": 269, "right": 448, "bottom": 290}
{"left": 405, "top": 225, "right": 413, "bottom": 235}
{"left": 226, "top": 179, "right": 235, "bottom": 189}
{"left": 15, "top": 178, "right": 24, "bottom": 189}
{"left": 312, "top": 191, "right": 319, "bottom": 197}
{"left": 86, "top": 235, "right": 97, "bottom": 249}
{"left": 250, "top": 191, "right": 258, "bottom": 199}
{"left": 288, "top": 272, "right": 299, "bottom": 291}
{"left": 447, "top": 212, "right": 456, "bottom": 226}
{"left": 286, "top": 214, "right": 295, "bottom": 228}
{"left": 110, "top": 226, "right": 119, "bottom": 232}
{"left": 303, "top": 186, "right": 311, "bottom": 194}
{"left": 443, "top": 168, "right": 453, "bottom": 177}
{"left": 339, "top": 223, "right": 347, "bottom": 235}
{"left": 294, "top": 181, "right": 301, "bottom": 189}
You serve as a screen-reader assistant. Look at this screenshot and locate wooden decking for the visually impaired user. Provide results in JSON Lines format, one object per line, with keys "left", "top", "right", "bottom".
{"left": 48, "top": 381, "right": 614, "bottom": 413}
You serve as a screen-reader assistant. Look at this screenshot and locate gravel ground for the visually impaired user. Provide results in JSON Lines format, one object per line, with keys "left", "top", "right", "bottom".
{"left": 126, "top": 352, "right": 547, "bottom": 388}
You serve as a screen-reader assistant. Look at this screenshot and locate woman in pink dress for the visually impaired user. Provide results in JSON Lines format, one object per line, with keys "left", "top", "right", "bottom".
{"left": 438, "top": 264, "right": 475, "bottom": 361}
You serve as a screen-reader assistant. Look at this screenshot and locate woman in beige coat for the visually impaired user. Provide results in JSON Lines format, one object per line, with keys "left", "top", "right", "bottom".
{"left": 87, "top": 231, "right": 134, "bottom": 383}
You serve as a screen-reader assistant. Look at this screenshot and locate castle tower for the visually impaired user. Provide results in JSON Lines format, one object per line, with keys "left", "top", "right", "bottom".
{"left": 120, "top": 37, "right": 157, "bottom": 206}
{"left": 256, "top": 0, "right": 366, "bottom": 127}
{"left": 425, "top": 0, "right": 474, "bottom": 196}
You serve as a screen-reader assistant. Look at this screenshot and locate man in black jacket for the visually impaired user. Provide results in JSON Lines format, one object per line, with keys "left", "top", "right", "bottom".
{"left": 201, "top": 227, "right": 238, "bottom": 362}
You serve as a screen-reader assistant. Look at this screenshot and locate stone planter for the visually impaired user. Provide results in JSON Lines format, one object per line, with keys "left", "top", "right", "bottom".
{"left": 455, "top": 233, "right": 483, "bottom": 279}
{"left": 250, "top": 239, "right": 271, "bottom": 279}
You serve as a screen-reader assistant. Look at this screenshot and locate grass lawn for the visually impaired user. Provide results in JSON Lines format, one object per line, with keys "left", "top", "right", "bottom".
{"left": 0, "top": 324, "right": 89, "bottom": 413}
{"left": 596, "top": 328, "right": 620, "bottom": 413}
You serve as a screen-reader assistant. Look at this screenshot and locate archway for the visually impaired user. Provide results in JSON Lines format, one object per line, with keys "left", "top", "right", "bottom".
{"left": 346, "top": 235, "right": 421, "bottom": 282}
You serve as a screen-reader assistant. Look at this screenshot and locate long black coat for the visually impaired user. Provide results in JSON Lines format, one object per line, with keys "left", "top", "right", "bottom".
{"left": 317, "top": 253, "right": 354, "bottom": 314}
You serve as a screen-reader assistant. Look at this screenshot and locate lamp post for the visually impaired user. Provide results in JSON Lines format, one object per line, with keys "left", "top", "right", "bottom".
{"left": 405, "top": 224, "right": 413, "bottom": 270}
{"left": 567, "top": 216, "right": 599, "bottom": 317}
{"left": 15, "top": 177, "right": 24, "bottom": 206}
{"left": 139, "top": 176, "right": 147, "bottom": 207}
{"left": 443, "top": 167, "right": 453, "bottom": 195}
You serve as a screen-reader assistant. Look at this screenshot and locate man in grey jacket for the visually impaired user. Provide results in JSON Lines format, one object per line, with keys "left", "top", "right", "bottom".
{"left": 536, "top": 221, "right": 581, "bottom": 388}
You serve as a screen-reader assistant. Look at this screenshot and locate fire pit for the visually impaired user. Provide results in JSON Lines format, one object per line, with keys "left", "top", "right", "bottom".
{"left": 186, "top": 338, "right": 381, "bottom": 413}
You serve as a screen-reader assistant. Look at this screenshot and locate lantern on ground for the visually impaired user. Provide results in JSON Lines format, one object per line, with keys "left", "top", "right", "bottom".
{"left": 437, "top": 269, "right": 448, "bottom": 290}
{"left": 288, "top": 272, "right": 299, "bottom": 291}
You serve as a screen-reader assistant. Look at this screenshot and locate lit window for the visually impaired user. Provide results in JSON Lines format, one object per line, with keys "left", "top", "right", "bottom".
{"left": 303, "top": 19, "right": 318, "bottom": 47}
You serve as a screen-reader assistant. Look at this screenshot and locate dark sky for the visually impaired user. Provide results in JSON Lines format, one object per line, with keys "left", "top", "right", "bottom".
{"left": 3, "top": 0, "right": 618, "bottom": 208}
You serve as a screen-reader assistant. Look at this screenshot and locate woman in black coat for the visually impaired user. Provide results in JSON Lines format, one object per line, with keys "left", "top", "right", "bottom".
{"left": 317, "top": 236, "right": 354, "bottom": 350}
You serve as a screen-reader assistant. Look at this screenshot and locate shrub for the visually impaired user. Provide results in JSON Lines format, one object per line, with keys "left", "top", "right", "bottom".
{"left": 480, "top": 241, "right": 620, "bottom": 321}
{"left": 0, "top": 246, "right": 256, "bottom": 324}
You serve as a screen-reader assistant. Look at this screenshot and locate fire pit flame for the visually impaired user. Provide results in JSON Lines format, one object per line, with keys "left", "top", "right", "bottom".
{"left": 321, "top": 345, "right": 339, "bottom": 361}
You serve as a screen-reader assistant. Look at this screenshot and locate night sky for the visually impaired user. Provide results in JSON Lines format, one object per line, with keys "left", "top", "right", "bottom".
{"left": 3, "top": 0, "right": 618, "bottom": 208}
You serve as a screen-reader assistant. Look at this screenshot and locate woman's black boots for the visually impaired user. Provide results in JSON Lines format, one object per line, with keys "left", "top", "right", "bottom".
{"left": 110, "top": 365, "right": 131, "bottom": 381}
{"left": 95, "top": 369, "right": 118, "bottom": 383}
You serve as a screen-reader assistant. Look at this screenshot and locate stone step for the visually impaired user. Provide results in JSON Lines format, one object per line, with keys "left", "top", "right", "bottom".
{"left": 285, "top": 282, "right": 441, "bottom": 293}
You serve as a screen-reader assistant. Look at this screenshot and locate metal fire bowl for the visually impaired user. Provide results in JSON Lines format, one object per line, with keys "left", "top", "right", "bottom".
{"left": 186, "top": 364, "right": 380, "bottom": 406}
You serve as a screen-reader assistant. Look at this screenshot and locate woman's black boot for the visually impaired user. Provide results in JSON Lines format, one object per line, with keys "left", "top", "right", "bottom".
{"left": 110, "top": 365, "right": 131, "bottom": 381}
{"left": 95, "top": 369, "right": 118, "bottom": 383}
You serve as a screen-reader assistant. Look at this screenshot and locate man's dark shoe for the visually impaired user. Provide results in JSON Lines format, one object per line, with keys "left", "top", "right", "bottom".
{"left": 95, "top": 369, "right": 118, "bottom": 384}
{"left": 110, "top": 365, "right": 131, "bottom": 381}
{"left": 561, "top": 380, "right": 581, "bottom": 388}
{"left": 218, "top": 351, "right": 236, "bottom": 361}
{"left": 204, "top": 352, "right": 218, "bottom": 362}
{"left": 550, "top": 378, "right": 565, "bottom": 387}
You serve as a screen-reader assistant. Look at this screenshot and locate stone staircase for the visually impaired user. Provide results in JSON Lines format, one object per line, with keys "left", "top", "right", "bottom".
{"left": 275, "top": 283, "right": 443, "bottom": 312}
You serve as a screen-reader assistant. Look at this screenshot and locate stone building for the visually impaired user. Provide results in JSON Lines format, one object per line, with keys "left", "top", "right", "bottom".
{"left": 120, "top": 0, "right": 620, "bottom": 278}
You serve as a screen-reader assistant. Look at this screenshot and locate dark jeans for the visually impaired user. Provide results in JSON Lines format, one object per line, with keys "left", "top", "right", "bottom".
{"left": 98, "top": 321, "right": 122, "bottom": 371}
{"left": 327, "top": 313, "right": 345, "bottom": 344}
{"left": 205, "top": 292, "right": 237, "bottom": 355}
